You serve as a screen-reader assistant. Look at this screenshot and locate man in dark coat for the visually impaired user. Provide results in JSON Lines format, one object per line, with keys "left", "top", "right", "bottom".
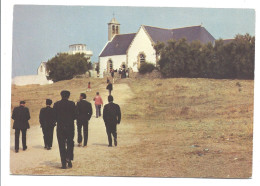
{"left": 106, "top": 81, "right": 113, "bottom": 95}
{"left": 76, "top": 93, "right": 92, "bottom": 147}
{"left": 12, "top": 101, "right": 30, "bottom": 153}
{"left": 53, "top": 90, "right": 76, "bottom": 169}
{"left": 39, "top": 99, "right": 56, "bottom": 150}
{"left": 103, "top": 95, "right": 121, "bottom": 147}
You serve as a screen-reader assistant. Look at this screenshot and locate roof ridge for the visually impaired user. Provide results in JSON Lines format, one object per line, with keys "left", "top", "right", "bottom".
{"left": 143, "top": 24, "right": 202, "bottom": 31}
{"left": 171, "top": 25, "right": 202, "bottom": 30}
{"left": 115, "top": 33, "right": 136, "bottom": 36}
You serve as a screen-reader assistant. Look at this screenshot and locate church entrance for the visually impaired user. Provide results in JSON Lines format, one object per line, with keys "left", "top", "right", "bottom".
{"left": 107, "top": 59, "right": 113, "bottom": 73}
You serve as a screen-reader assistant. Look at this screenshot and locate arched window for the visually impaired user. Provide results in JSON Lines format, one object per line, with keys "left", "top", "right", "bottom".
{"left": 140, "top": 54, "right": 145, "bottom": 63}
{"left": 138, "top": 53, "right": 146, "bottom": 68}
{"left": 112, "top": 25, "right": 115, "bottom": 34}
{"left": 116, "top": 26, "right": 119, "bottom": 34}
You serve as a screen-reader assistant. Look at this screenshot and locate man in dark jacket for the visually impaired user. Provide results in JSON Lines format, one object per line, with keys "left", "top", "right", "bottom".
{"left": 39, "top": 99, "right": 56, "bottom": 150}
{"left": 53, "top": 90, "right": 76, "bottom": 169}
{"left": 103, "top": 95, "right": 121, "bottom": 147}
{"left": 12, "top": 101, "right": 30, "bottom": 153}
{"left": 106, "top": 81, "right": 113, "bottom": 95}
{"left": 76, "top": 93, "right": 92, "bottom": 147}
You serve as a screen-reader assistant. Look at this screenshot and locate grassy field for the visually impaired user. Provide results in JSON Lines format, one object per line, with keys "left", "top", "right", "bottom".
{"left": 10, "top": 77, "right": 254, "bottom": 178}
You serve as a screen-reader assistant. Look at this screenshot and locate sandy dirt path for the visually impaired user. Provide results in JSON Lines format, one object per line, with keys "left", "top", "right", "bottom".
{"left": 10, "top": 83, "right": 136, "bottom": 175}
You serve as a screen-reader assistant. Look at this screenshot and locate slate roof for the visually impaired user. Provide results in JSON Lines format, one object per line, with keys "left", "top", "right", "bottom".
{"left": 143, "top": 25, "right": 215, "bottom": 44}
{"left": 99, "top": 33, "right": 136, "bottom": 57}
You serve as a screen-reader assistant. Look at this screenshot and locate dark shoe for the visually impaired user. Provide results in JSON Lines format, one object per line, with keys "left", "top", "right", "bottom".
{"left": 114, "top": 141, "right": 117, "bottom": 147}
{"left": 61, "top": 162, "right": 67, "bottom": 169}
{"left": 23, "top": 146, "right": 27, "bottom": 151}
{"left": 15, "top": 149, "right": 19, "bottom": 153}
{"left": 67, "top": 161, "right": 72, "bottom": 168}
{"left": 108, "top": 145, "right": 112, "bottom": 147}
{"left": 47, "top": 147, "right": 51, "bottom": 150}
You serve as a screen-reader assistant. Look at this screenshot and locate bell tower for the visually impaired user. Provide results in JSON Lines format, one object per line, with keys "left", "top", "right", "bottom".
{"left": 108, "top": 16, "right": 120, "bottom": 41}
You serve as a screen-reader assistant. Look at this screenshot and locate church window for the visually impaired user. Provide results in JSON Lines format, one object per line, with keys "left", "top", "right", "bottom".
{"left": 140, "top": 54, "right": 145, "bottom": 63}
{"left": 112, "top": 25, "right": 115, "bottom": 34}
{"left": 116, "top": 26, "right": 119, "bottom": 34}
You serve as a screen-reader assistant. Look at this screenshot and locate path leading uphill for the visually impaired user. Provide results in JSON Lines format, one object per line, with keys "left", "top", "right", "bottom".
{"left": 10, "top": 83, "right": 137, "bottom": 176}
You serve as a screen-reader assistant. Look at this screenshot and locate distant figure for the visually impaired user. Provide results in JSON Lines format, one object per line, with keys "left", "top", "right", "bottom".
{"left": 53, "top": 90, "right": 76, "bottom": 169}
{"left": 107, "top": 77, "right": 110, "bottom": 84}
{"left": 119, "top": 68, "right": 122, "bottom": 78}
{"left": 93, "top": 92, "right": 103, "bottom": 118}
{"left": 11, "top": 101, "right": 30, "bottom": 153}
{"left": 103, "top": 95, "right": 121, "bottom": 147}
{"left": 111, "top": 69, "right": 115, "bottom": 83}
{"left": 87, "top": 82, "right": 91, "bottom": 92}
{"left": 39, "top": 99, "right": 56, "bottom": 150}
{"left": 106, "top": 80, "right": 113, "bottom": 95}
{"left": 76, "top": 93, "right": 92, "bottom": 147}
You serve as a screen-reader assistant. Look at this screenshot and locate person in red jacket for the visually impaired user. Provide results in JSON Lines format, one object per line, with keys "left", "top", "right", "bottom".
{"left": 93, "top": 92, "right": 103, "bottom": 118}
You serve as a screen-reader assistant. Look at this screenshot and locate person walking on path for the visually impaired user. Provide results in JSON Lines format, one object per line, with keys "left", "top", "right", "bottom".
{"left": 111, "top": 69, "right": 115, "bottom": 83}
{"left": 87, "top": 82, "right": 91, "bottom": 92}
{"left": 53, "top": 90, "right": 76, "bottom": 169}
{"left": 106, "top": 80, "right": 113, "bottom": 96}
{"left": 39, "top": 99, "right": 56, "bottom": 150}
{"left": 103, "top": 95, "right": 121, "bottom": 147}
{"left": 76, "top": 93, "right": 92, "bottom": 147}
{"left": 11, "top": 101, "right": 30, "bottom": 153}
{"left": 93, "top": 92, "right": 103, "bottom": 118}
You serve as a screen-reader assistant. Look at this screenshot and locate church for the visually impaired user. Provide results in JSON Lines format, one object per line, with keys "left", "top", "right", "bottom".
{"left": 99, "top": 17, "right": 215, "bottom": 77}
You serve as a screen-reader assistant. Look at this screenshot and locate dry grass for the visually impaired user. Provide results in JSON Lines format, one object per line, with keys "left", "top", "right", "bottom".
{"left": 122, "top": 78, "right": 253, "bottom": 178}
{"left": 10, "top": 77, "right": 254, "bottom": 178}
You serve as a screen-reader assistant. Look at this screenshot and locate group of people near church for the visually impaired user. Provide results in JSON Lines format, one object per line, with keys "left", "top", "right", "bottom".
{"left": 11, "top": 85, "right": 121, "bottom": 169}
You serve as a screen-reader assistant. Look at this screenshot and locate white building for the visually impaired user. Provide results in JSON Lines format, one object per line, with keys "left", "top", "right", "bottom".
{"left": 99, "top": 17, "right": 215, "bottom": 77}
{"left": 68, "top": 44, "right": 93, "bottom": 59}
{"left": 12, "top": 62, "right": 53, "bottom": 86}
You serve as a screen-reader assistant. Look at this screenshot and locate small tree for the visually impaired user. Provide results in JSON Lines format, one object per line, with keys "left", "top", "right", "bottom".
{"left": 46, "top": 53, "right": 91, "bottom": 82}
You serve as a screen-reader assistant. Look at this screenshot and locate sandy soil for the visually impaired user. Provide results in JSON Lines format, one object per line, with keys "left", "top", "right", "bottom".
{"left": 10, "top": 83, "right": 135, "bottom": 175}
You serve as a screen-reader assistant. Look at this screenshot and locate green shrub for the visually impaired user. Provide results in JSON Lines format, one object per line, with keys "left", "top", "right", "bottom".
{"left": 138, "top": 62, "right": 155, "bottom": 74}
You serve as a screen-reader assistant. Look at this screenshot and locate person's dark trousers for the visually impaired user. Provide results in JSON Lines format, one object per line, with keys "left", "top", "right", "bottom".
{"left": 106, "top": 124, "right": 117, "bottom": 146}
{"left": 15, "top": 129, "right": 27, "bottom": 150}
{"left": 42, "top": 127, "right": 48, "bottom": 147}
{"left": 57, "top": 127, "right": 74, "bottom": 166}
{"left": 98, "top": 105, "right": 101, "bottom": 117}
{"left": 77, "top": 121, "right": 89, "bottom": 146}
{"left": 95, "top": 105, "right": 101, "bottom": 118}
{"left": 42, "top": 127, "right": 54, "bottom": 148}
{"left": 109, "top": 90, "right": 112, "bottom": 95}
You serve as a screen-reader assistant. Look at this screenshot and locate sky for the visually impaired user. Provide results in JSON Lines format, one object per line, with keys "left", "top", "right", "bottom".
{"left": 12, "top": 5, "right": 255, "bottom": 77}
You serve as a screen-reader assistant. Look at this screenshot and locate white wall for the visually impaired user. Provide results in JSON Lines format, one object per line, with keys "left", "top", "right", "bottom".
{"left": 37, "top": 63, "right": 47, "bottom": 76}
{"left": 127, "top": 26, "right": 157, "bottom": 72}
{"left": 12, "top": 75, "right": 53, "bottom": 86}
{"left": 99, "top": 55, "right": 126, "bottom": 78}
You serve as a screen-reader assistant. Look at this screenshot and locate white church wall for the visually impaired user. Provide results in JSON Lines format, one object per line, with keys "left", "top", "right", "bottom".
{"left": 99, "top": 55, "right": 126, "bottom": 78}
{"left": 127, "top": 26, "right": 157, "bottom": 72}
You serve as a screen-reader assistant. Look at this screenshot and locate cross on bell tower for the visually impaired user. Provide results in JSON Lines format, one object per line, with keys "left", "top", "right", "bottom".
{"left": 108, "top": 15, "right": 120, "bottom": 41}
